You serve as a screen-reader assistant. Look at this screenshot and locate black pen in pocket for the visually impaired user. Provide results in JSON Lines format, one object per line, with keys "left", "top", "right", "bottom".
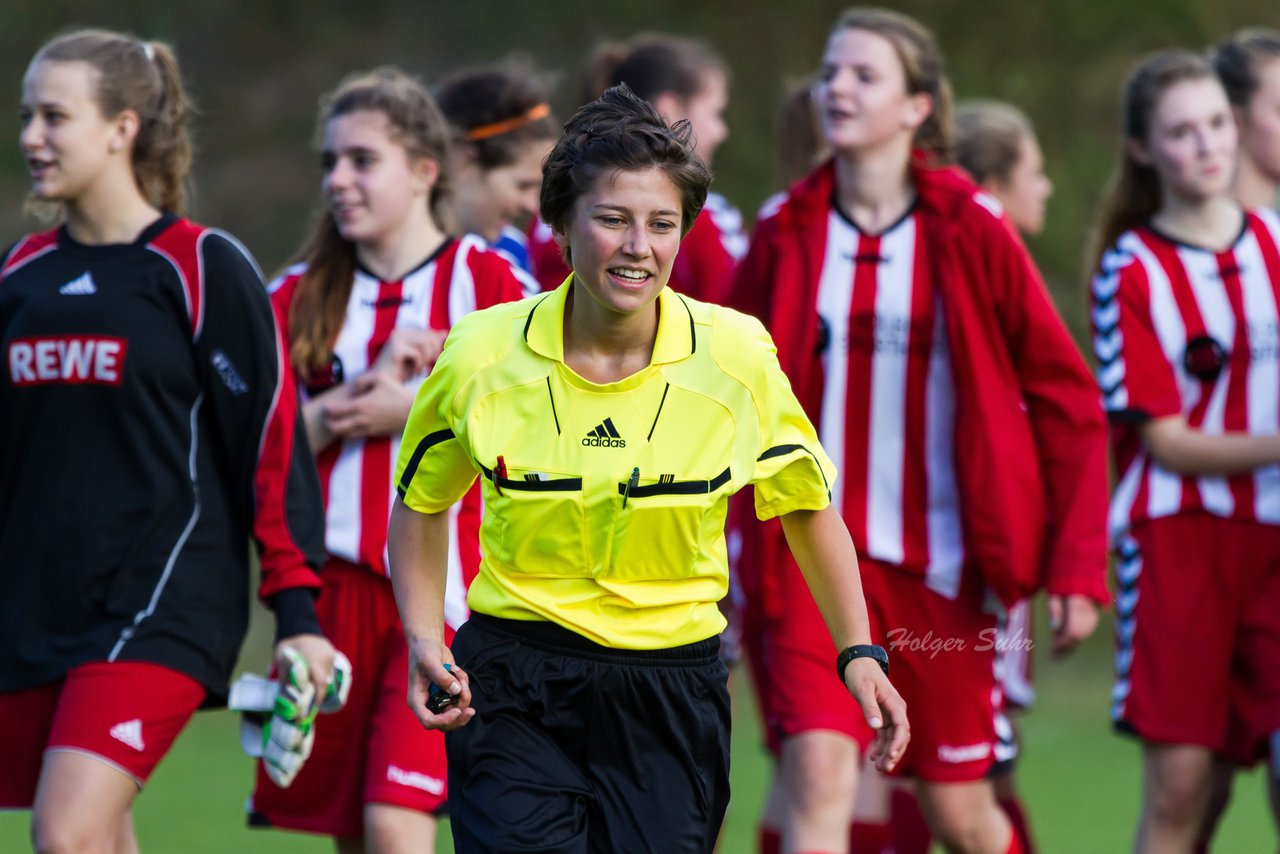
{"left": 623, "top": 466, "right": 639, "bottom": 508}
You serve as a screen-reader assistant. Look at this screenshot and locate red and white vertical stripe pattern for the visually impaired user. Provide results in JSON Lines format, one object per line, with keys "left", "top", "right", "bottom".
{"left": 1094, "top": 215, "right": 1280, "bottom": 539}
{"left": 815, "top": 209, "right": 965, "bottom": 598}
{"left": 272, "top": 237, "right": 494, "bottom": 627}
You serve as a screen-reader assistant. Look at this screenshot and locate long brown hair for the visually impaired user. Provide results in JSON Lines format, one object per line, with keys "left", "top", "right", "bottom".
{"left": 831, "top": 8, "right": 953, "bottom": 163}
{"left": 776, "top": 76, "right": 828, "bottom": 190}
{"left": 287, "top": 67, "right": 452, "bottom": 373}
{"left": 31, "top": 29, "right": 192, "bottom": 214}
{"left": 1087, "top": 51, "right": 1217, "bottom": 275}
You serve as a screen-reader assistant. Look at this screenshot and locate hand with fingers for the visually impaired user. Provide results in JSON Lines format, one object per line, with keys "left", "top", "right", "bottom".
{"left": 258, "top": 639, "right": 347, "bottom": 788}
{"left": 324, "top": 371, "right": 417, "bottom": 439}
{"left": 406, "top": 636, "right": 475, "bottom": 732}
{"left": 370, "top": 327, "right": 448, "bottom": 382}
{"left": 275, "top": 633, "right": 337, "bottom": 700}
{"left": 843, "top": 658, "right": 910, "bottom": 773}
{"left": 1046, "top": 593, "right": 1100, "bottom": 657}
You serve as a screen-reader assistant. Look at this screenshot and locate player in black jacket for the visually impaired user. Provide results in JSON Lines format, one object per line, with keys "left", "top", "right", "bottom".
{"left": 0, "top": 29, "right": 336, "bottom": 851}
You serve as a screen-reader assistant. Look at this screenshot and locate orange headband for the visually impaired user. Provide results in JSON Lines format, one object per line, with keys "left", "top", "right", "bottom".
{"left": 465, "top": 103, "right": 552, "bottom": 141}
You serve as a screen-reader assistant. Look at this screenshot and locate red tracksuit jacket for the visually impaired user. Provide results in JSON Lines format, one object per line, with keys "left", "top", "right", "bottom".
{"left": 731, "top": 157, "right": 1109, "bottom": 606}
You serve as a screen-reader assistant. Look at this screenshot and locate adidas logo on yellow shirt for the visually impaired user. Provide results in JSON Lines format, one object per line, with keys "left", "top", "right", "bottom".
{"left": 582, "top": 418, "right": 626, "bottom": 448}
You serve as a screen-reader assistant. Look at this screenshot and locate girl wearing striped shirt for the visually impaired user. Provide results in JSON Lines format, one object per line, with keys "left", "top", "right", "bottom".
{"left": 1088, "top": 50, "right": 1280, "bottom": 854}
{"left": 734, "top": 9, "right": 1107, "bottom": 853}
{"left": 249, "top": 67, "right": 523, "bottom": 852}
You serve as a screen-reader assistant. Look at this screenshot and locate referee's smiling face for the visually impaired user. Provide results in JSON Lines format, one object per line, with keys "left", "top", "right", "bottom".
{"left": 555, "top": 166, "right": 683, "bottom": 318}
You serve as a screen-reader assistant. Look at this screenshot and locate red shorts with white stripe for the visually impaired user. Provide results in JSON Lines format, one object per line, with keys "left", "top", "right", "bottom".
{"left": 1113, "top": 513, "right": 1280, "bottom": 765}
{"left": 250, "top": 561, "right": 448, "bottom": 838}
{"left": 864, "top": 560, "right": 999, "bottom": 782}
{"left": 748, "top": 515, "right": 873, "bottom": 757}
{"left": 0, "top": 661, "right": 205, "bottom": 807}
{"left": 754, "top": 544, "right": 999, "bottom": 782}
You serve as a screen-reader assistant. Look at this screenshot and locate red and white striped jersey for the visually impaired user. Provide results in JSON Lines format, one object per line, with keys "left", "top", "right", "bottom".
{"left": 815, "top": 205, "right": 965, "bottom": 598}
{"left": 271, "top": 236, "right": 524, "bottom": 628}
{"left": 1091, "top": 212, "right": 1280, "bottom": 538}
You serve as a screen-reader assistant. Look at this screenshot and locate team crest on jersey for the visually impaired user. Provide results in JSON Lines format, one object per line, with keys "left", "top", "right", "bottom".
{"left": 8, "top": 335, "right": 127, "bottom": 386}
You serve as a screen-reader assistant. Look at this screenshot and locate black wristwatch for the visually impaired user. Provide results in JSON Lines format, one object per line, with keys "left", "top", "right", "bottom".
{"left": 836, "top": 644, "right": 889, "bottom": 680}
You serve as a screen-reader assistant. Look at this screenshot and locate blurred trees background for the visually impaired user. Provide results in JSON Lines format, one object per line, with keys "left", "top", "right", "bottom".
{"left": 2, "top": 0, "right": 1277, "bottom": 338}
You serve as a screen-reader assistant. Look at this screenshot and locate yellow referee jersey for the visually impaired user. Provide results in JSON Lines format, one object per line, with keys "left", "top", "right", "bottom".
{"left": 396, "top": 280, "right": 836, "bottom": 649}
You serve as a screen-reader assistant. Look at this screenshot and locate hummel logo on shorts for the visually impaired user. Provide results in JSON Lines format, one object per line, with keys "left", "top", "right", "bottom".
{"left": 58, "top": 272, "right": 97, "bottom": 295}
{"left": 110, "top": 719, "right": 145, "bottom": 752}
{"left": 582, "top": 417, "right": 626, "bottom": 448}
{"left": 387, "top": 764, "right": 444, "bottom": 795}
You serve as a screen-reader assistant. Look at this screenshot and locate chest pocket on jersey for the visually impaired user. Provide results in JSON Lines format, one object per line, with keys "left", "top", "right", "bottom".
{"left": 607, "top": 468, "right": 731, "bottom": 580}
{"left": 481, "top": 462, "right": 587, "bottom": 577}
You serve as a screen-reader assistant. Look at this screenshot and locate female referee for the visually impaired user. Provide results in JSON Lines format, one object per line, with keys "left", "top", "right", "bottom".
{"left": 388, "top": 84, "right": 908, "bottom": 853}
{"left": 248, "top": 68, "right": 525, "bottom": 851}
{"left": 1088, "top": 50, "right": 1280, "bottom": 853}
{"left": 528, "top": 34, "right": 746, "bottom": 304}
{"left": 731, "top": 8, "right": 1108, "bottom": 853}
{"left": 0, "top": 28, "right": 335, "bottom": 851}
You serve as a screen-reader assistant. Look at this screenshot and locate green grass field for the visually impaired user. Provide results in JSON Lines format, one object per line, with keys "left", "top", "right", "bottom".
{"left": 2, "top": 604, "right": 1273, "bottom": 852}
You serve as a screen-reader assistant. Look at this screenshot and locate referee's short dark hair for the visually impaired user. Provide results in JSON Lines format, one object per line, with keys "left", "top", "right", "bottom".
{"left": 540, "top": 84, "right": 711, "bottom": 241}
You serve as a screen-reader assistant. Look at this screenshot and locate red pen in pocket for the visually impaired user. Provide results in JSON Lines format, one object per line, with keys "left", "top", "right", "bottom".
{"left": 494, "top": 455, "right": 508, "bottom": 495}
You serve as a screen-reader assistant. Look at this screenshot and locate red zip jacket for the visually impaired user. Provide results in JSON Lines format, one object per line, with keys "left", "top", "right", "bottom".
{"left": 731, "top": 157, "right": 1109, "bottom": 606}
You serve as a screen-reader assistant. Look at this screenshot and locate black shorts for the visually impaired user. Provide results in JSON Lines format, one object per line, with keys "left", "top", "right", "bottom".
{"left": 446, "top": 614, "right": 731, "bottom": 853}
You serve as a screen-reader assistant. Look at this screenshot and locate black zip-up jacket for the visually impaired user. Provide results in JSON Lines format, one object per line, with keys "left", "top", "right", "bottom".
{"left": 0, "top": 214, "right": 324, "bottom": 703}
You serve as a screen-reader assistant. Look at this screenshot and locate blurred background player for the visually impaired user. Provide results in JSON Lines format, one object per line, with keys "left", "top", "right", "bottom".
{"left": 248, "top": 67, "right": 525, "bottom": 852}
{"left": 1215, "top": 28, "right": 1280, "bottom": 211}
{"left": 1195, "top": 29, "right": 1280, "bottom": 852}
{"left": 955, "top": 100, "right": 1054, "bottom": 236}
{"left": 731, "top": 8, "right": 1109, "bottom": 853}
{"left": 0, "top": 28, "right": 336, "bottom": 852}
{"left": 754, "top": 76, "right": 830, "bottom": 224}
{"left": 435, "top": 62, "right": 560, "bottom": 296}
{"left": 1088, "top": 49, "right": 1280, "bottom": 854}
{"left": 910, "top": 95, "right": 1058, "bottom": 854}
{"left": 528, "top": 33, "right": 746, "bottom": 303}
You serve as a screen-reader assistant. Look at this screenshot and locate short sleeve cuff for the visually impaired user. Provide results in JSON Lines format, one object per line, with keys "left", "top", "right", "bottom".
{"left": 1105, "top": 399, "right": 1180, "bottom": 425}
{"left": 754, "top": 490, "right": 832, "bottom": 522}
